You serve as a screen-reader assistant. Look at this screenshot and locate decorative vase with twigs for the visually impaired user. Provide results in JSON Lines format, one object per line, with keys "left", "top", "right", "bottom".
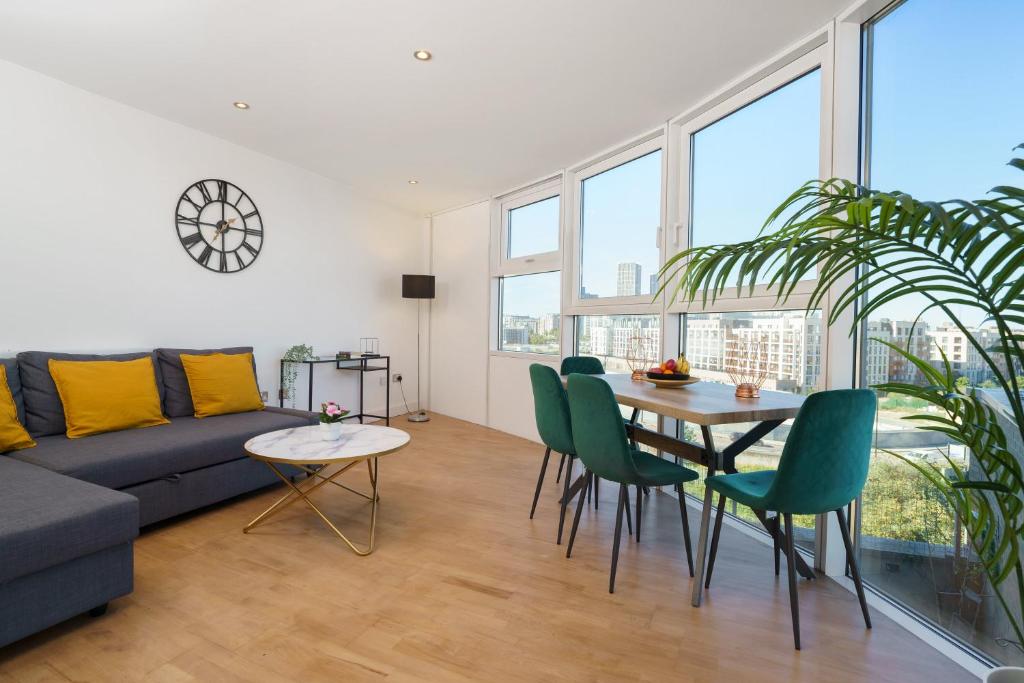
{"left": 725, "top": 335, "right": 770, "bottom": 398}
{"left": 625, "top": 331, "right": 657, "bottom": 381}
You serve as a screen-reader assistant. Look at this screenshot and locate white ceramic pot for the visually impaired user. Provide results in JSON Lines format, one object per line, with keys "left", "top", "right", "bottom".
{"left": 986, "top": 667, "right": 1024, "bottom": 683}
{"left": 319, "top": 422, "right": 342, "bottom": 441}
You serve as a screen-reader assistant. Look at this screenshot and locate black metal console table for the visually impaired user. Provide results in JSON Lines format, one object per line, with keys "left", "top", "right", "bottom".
{"left": 278, "top": 355, "right": 390, "bottom": 425}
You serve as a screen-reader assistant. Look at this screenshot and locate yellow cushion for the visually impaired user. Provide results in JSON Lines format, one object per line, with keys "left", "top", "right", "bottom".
{"left": 0, "top": 365, "right": 35, "bottom": 452}
{"left": 180, "top": 352, "right": 264, "bottom": 418}
{"left": 48, "top": 357, "right": 170, "bottom": 439}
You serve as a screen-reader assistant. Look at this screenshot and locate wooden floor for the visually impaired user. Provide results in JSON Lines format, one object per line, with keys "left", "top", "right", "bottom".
{"left": 0, "top": 414, "right": 973, "bottom": 682}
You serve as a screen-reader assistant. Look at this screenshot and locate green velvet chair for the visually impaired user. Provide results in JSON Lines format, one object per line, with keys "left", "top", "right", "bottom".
{"left": 528, "top": 364, "right": 585, "bottom": 544}
{"left": 691, "top": 388, "right": 876, "bottom": 650}
{"left": 559, "top": 356, "right": 605, "bottom": 376}
{"left": 557, "top": 356, "right": 606, "bottom": 487}
{"left": 565, "top": 373, "right": 698, "bottom": 593}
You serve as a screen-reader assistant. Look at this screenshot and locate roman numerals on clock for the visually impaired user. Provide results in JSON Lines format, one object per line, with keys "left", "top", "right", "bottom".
{"left": 174, "top": 179, "right": 262, "bottom": 274}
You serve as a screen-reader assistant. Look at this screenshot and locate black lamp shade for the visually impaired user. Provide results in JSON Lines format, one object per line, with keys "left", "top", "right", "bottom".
{"left": 402, "top": 274, "right": 435, "bottom": 299}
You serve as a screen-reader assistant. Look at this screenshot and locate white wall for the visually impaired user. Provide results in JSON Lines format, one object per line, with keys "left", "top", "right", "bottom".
{"left": 427, "top": 201, "right": 549, "bottom": 442}
{"left": 0, "top": 59, "right": 428, "bottom": 417}
{"left": 428, "top": 202, "right": 489, "bottom": 426}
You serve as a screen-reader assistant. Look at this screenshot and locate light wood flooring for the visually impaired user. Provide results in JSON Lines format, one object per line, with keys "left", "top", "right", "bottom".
{"left": 0, "top": 414, "right": 974, "bottom": 682}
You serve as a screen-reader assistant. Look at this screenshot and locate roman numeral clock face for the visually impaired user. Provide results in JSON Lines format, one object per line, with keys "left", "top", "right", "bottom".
{"left": 175, "top": 179, "right": 262, "bottom": 273}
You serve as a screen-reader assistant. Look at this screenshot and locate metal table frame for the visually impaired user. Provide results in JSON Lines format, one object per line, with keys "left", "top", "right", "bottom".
{"left": 279, "top": 355, "right": 391, "bottom": 425}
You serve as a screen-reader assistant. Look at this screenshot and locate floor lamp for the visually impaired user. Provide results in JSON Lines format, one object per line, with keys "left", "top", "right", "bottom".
{"left": 402, "top": 274, "right": 435, "bottom": 423}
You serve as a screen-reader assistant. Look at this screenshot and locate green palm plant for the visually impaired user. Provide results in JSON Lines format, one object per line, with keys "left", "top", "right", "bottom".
{"left": 660, "top": 145, "right": 1024, "bottom": 647}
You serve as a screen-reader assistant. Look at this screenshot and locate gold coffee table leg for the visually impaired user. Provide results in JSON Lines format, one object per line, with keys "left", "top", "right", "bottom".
{"left": 243, "top": 458, "right": 381, "bottom": 556}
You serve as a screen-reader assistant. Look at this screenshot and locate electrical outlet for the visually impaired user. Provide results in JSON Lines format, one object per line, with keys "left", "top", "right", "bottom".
{"left": 379, "top": 376, "right": 386, "bottom": 386}
{"left": 260, "top": 390, "right": 269, "bottom": 402}
{"left": 392, "top": 373, "right": 403, "bottom": 383}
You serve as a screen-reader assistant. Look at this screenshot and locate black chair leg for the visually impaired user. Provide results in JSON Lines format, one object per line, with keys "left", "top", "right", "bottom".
{"left": 677, "top": 485, "right": 694, "bottom": 577}
{"left": 557, "top": 456, "right": 574, "bottom": 544}
{"left": 594, "top": 476, "right": 599, "bottom": 509}
{"left": 784, "top": 513, "right": 801, "bottom": 650}
{"left": 704, "top": 493, "right": 726, "bottom": 589}
{"left": 772, "top": 515, "right": 781, "bottom": 576}
{"left": 566, "top": 471, "right": 592, "bottom": 558}
{"left": 530, "top": 447, "right": 551, "bottom": 519}
{"left": 836, "top": 507, "right": 872, "bottom": 629}
{"left": 610, "top": 485, "right": 627, "bottom": 593}
{"left": 635, "top": 484, "right": 643, "bottom": 543}
{"left": 624, "top": 485, "right": 633, "bottom": 536}
{"left": 555, "top": 452, "right": 566, "bottom": 483}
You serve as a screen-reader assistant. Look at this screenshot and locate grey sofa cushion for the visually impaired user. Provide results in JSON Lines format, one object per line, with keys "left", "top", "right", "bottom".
{"left": 155, "top": 347, "right": 257, "bottom": 418}
{"left": 16, "top": 351, "right": 164, "bottom": 438}
{"left": 10, "top": 408, "right": 313, "bottom": 490}
{"left": 1, "top": 358, "right": 25, "bottom": 426}
{"left": 0, "top": 457, "right": 138, "bottom": 584}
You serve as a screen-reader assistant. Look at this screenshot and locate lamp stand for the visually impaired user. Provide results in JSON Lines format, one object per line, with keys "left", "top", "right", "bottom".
{"left": 408, "top": 298, "right": 430, "bottom": 423}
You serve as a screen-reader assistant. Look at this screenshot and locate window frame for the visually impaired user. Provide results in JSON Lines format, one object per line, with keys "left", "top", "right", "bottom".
{"left": 565, "top": 131, "right": 668, "bottom": 314}
{"left": 490, "top": 175, "right": 566, "bottom": 359}
{"left": 495, "top": 270, "right": 562, "bottom": 356}
{"left": 665, "top": 44, "right": 832, "bottom": 317}
{"left": 493, "top": 177, "right": 563, "bottom": 277}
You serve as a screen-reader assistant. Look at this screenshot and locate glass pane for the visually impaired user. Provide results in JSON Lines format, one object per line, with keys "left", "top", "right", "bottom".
{"left": 860, "top": 0, "right": 1024, "bottom": 666}
{"left": 575, "top": 314, "right": 661, "bottom": 431}
{"left": 690, "top": 69, "right": 820, "bottom": 287}
{"left": 679, "top": 310, "right": 822, "bottom": 553}
{"left": 508, "top": 195, "right": 559, "bottom": 258}
{"left": 579, "top": 150, "right": 662, "bottom": 299}
{"left": 498, "top": 272, "right": 560, "bottom": 354}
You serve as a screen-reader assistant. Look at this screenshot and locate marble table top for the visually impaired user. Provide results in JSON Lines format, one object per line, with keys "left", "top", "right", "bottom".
{"left": 244, "top": 424, "right": 411, "bottom": 464}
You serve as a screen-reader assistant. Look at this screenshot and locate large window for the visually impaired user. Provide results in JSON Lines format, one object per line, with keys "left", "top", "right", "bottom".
{"left": 575, "top": 313, "right": 662, "bottom": 432}
{"left": 507, "top": 196, "right": 559, "bottom": 259}
{"left": 665, "top": 47, "right": 829, "bottom": 555}
{"left": 691, "top": 69, "right": 821, "bottom": 287}
{"left": 493, "top": 178, "right": 563, "bottom": 356}
{"left": 857, "top": 0, "right": 1024, "bottom": 666}
{"left": 499, "top": 272, "right": 561, "bottom": 355}
{"left": 577, "top": 145, "right": 663, "bottom": 302}
{"left": 679, "top": 310, "right": 822, "bottom": 551}
{"left": 574, "top": 314, "right": 661, "bottom": 374}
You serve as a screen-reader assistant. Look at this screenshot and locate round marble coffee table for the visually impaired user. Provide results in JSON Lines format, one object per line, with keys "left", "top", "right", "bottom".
{"left": 242, "top": 424, "right": 410, "bottom": 556}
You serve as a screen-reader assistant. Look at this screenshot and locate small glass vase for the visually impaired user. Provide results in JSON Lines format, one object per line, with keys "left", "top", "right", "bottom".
{"left": 319, "top": 422, "right": 342, "bottom": 441}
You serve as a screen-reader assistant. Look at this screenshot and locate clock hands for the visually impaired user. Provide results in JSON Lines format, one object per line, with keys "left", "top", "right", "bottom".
{"left": 210, "top": 217, "right": 237, "bottom": 244}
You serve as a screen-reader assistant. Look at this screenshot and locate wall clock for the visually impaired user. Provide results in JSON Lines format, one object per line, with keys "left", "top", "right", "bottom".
{"left": 174, "top": 179, "right": 263, "bottom": 273}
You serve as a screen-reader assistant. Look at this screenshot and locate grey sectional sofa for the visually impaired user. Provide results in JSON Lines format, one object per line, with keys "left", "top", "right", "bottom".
{"left": 0, "top": 349, "right": 316, "bottom": 649}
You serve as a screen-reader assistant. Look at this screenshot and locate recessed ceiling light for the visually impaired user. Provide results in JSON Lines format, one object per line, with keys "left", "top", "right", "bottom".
{"left": 408, "top": 180, "right": 419, "bottom": 185}
{"left": 413, "top": 50, "right": 432, "bottom": 61}
{"left": 233, "top": 101, "right": 250, "bottom": 110}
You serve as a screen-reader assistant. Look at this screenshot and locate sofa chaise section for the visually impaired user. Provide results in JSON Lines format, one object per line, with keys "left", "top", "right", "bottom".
{"left": 0, "top": 457, "right": 138, "bottom": 648}
{"left": 10, "top": 407, "right": 317, "bottom": 527}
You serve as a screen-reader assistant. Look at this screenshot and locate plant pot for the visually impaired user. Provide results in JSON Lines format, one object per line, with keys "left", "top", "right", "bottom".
{"left": 986, "top": 667, "right": 1024, "bottom": 683}
{"left": 319, "top": 422, "right": 342, "bottom": 441}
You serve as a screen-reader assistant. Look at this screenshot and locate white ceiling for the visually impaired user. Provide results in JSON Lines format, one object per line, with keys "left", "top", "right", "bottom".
{"left": 0, "top": 1, "right": 849, "bottom": 215}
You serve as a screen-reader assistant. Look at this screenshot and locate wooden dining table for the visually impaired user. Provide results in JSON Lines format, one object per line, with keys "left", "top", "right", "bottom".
{"left": 560, "top": 373, "right": 813, "bottom": 580}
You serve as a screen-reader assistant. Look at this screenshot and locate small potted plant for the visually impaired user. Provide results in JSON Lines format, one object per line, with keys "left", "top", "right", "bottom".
{"left": 319, "top": 401, "right": 349, "bottom": 441}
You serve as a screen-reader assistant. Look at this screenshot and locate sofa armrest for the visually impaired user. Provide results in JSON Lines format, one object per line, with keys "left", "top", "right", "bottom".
{"left": 264, "top": 406, "right": 318, "bottom": 425}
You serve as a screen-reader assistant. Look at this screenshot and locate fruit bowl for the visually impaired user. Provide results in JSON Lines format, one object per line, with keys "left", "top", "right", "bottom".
{"left": 643, "top": 376, "right": 700, "bottom": 387}
{"left": 646, "top": 371, "right": 690, "bottom": 381}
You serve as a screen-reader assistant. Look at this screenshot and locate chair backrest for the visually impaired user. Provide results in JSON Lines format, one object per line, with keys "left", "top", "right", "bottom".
{"left": 766, "top": 389, "right": 877, "bottom": 515}
{"left": 529, "top": 364, "right": 574, "bottom": 455}
{"left": 566, "top": 374, "right": 638, "bottom": 483}
{"left": 560, "top": 356, "right": 605, "bottom": 376}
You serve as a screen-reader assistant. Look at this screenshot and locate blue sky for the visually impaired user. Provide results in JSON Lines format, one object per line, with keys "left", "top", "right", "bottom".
{"left": 503, "top": 0, "right": 1024, "bottom": 324}
{"left": 867, "top": 0, "right": 1024, "bottom": 328}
